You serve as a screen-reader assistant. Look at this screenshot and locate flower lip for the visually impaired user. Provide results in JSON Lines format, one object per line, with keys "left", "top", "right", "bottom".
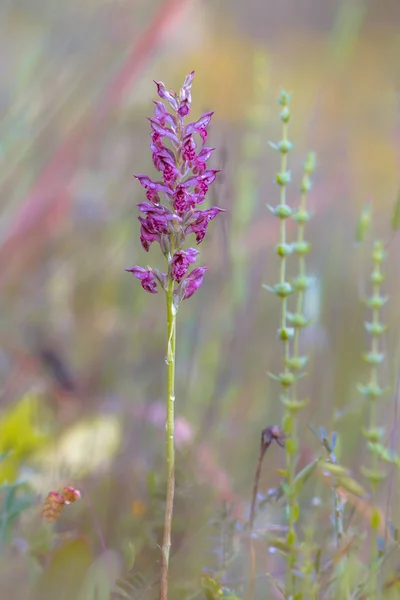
{"left": 126, "top": 266, "right": 159, "bottom": 293}
{"left": 180, "top": 266, "right": 208, "bottom": 300}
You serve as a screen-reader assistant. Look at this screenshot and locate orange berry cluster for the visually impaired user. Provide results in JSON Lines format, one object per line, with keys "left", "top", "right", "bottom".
{"left": 42, "top": 486, "right": 81, "bottom": 522}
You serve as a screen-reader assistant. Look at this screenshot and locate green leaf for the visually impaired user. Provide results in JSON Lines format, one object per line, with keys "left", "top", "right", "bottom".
{"left": 368, "top": 442, "right": 400, "bottom": 466}
{"left": 31, "top": 538, "right": 92, "bottom": 600}
{"left": 392, "top": 187, "right": 400, "bottom": 231}
{"left": 0, "top": 395, "right": 50, "bottom": 483}
{"left": 146, "top": 469, "right": 157, "bottom": 497}
{"left": 320, "top": 462, "right": 349, "bottom": 477}
{"left": 292, "top": 458, "right": 320, "bottom": 496}
{"left": 123, "top": 541, "right": 137, "bottom": 571}
{"left": 77, "top": 550, "right": 120, "bottom": 600}
{"left": 355, "top": 204, "right": 371, "bottom": 243}
{"left": 201, "top": 575, "right": 224, "bottom": 600}
{"left": 337, "top": 474, "right": 367, "bottom": 498}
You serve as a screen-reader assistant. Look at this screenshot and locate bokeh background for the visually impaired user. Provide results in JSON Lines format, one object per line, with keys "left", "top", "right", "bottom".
{"left": 1, "top": 0, "right": 400, "bottom": 597}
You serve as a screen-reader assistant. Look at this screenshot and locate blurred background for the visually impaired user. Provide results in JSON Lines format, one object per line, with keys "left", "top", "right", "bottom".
{"left": 0, "top": 0, "right": 400, "bottom": 597}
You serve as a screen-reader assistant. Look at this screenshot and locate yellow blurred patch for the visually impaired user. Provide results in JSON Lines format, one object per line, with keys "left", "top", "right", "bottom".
{"left": 176, "top": 31, "right": 258, "bottom": 123}
{"left": 0, "top": 394, "right": 50, "bottom": 484}
{"left": 31, "top": 415, "right": 121, "bottom": 491}
{"left": 131, "top": 499, "right": 146, "bottom": 518}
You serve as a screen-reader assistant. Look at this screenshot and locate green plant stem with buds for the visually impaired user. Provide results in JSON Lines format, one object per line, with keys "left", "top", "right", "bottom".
{"left": 267, "top": 94, "right": 316, "bottom": 598}
{"left": 160, "top": 278, "right": 177, "bottom": 600}
{"left": 291, "top": 153, "right": 315, "bottom": 374}
{"left": 271, "top": 91, "right": 298, "bottom": 596}
{"left": 360, "top": 239, "right": 387, "bottom": 600}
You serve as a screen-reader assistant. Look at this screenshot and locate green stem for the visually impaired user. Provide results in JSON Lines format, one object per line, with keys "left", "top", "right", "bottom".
{"left": 360, "top": 239, "right": 387, "bottom": 600}
{"left": 160, "top": 279, "right": 177, "bottom": 600}
{"left": 368, "top": 264, "right": 382, "bottom": 599}
{"left": 278, "top": 121, "right": 296, "bottom": 598}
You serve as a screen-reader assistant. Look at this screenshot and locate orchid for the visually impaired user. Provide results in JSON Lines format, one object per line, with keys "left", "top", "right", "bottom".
{"left": 126, "top": 71, "right": 224, "bottom": 305}
{"left": 126, "top": 73, "right": 224, "bottom": 600}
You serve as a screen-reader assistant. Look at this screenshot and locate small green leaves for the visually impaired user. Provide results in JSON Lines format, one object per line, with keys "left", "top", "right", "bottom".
{"left": 300, "top": 176, "right": 312, "bottom": 194}
{"left": 275, "top": 171, "right": 291, "bottom": 186}
{"left": 278, "top": 139, "right": 293, "bottom": 153}
{"left": 280, "top": 107, "right": 291, "bottom": 123}
{"left": 267, "top": 204, "right": 293, "bottom": 219}
{"left": 287, "top": 312, "right": 310, "bottom": 328}
{"left": 201, "top": 575, "right": 240, "bottom": 600}
{"left": 355, "top": 204, "right": 371, "bottom": 243}
{"left": 364, "top": 321, "right": 386, "bottom": 336}
{"left": 357, "top": 382, "right": 385, "bottom": 399}
{"left": 281, "top": 397, "right": 310, "bottom": 412}
{"left": 391, "top": 187, "right": 400, "bottom": 231}
{"left": 265, "top": 535, "right": 293, "bottom": 554}
{"left": 275, "top": 242, "right": 293, "bottom": 257}
{"left": 278, "top": 90, "right": 291, "bottom": 106}
{"left": 360, "top": 466, "right": 387, "bottom": 485}
{"left": 263, "top": 282, "right": 294, "bottom": 297}
{"left": 292, "top": 275, "right": 313, "bottom": 292}
{"left": 372, "top": 240, "right": 385, "bottom": 263}
{"left": 362, "top": 427, "right": 385, "bottom": 443}
{"left": 300, "top": 154, "right": 315, "bottom": 193}
{"left": 363, "top": 351, "right": 385, "bottom": 365}
{"left": 370, "top": 507, "right": 381, "bottom": 531}
{"left": 368, "top": 442, "right": 400, "bottom": 466}
{"left": 320, "top": 462, "right": 349, "bottom": 477}
{"left": 336, "top": 473, "right": 367, "bottom": 498}
{"left": 267, "top": 93, "right": 317, "bottom": 575}
{"left": 286, "top": 528, "right": 296, "bottom": 546}
{"left": 370, "top": 270, "right": 385, "bottom": 285}
{"left": 304, "top": 152, "right": 316, "bottom": 174}
{"left": 268, "top": 371, "right": 296, "bottom": 387}
{"left": 292, "top": 241, "right": 311, "bottom": 255}
{"left": 358, "top": 230, "right": 388, "bottom": 512}
{"left": 292, "top": 208, "right": 311, "bottom": 223}
{"left": 285, "top": 355, "right": 308, "bottom": 371}
{"left": 269, "top": 140, "right": 293, "bottom": 153}
{"left": 292, "top": 458, "right": 319, "bottom": 496}
{"left": 278, "top": 326, "right": 295, "bottom": 340}
{"left": 363, "top": 294, "right": 388, "bottom": 309}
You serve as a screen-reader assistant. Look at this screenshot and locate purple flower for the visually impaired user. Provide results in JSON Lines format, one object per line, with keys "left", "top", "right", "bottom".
{"left": 181, "top": 136, "right": 197, "bottom": 165}
{"left": 135, "top": 175, "right": 170, "bottom": 204}
{"left": 154, "top": 80, "right": 179, "bottom": 110}
{"left": 125, "top": 266, "right": 158, "bottom": 293}
{"left": 177, "top": 98, "right": 190, "bottom": 118}
{"left": 153, "top": 102, "right": 176, "bottom": 128}
{"left": 180, "top": 267, "right": 208, "bottom": 300}
{"left": 148, "top": 118, "right": 179, "bottom": 144}
{"left": 129, "top": 72, "right": 224, "bottom": 301}
{"left": 137, "top": 203, "right": 178, "bottom": 251}
{"left": 171, "top": 248, "right": 199, "bottom": 282}
{"left": 186, "top": 207, "right": 225, "bottom": 244}
{"left": 181, "top": 169, "right": 220, "bottom": 204}
{"left": 172, "top": 186, "right": 196, "bottom": 215}
{"left": 185, "top": 112, "right": 214, "bottom": 145}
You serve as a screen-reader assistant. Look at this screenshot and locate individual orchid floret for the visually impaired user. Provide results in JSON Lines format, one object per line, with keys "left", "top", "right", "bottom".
{"left": 125, "top": 266, "right": 164, "bottom": 294}
{"left": 171, "top": 248, "right": 199, "bottom": 282}
{"left": 186, "top": 207, "right": 225, "bottom": 244}
{"left": 179, "top": 267, "right": 208, "bottom": 300}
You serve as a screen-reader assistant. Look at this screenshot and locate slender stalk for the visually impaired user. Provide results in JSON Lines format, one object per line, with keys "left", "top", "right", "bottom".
{"left": 360, "top": 240, "right": 387, "bottom": 600}
{"left": 275, "top": 94, "right": 297, "bottom": 596}
{"left": 160, "top": 278, "right": 177, "bottom": 600}
{"left": 247, "top": 427, "right": 285, "bottom": 600}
